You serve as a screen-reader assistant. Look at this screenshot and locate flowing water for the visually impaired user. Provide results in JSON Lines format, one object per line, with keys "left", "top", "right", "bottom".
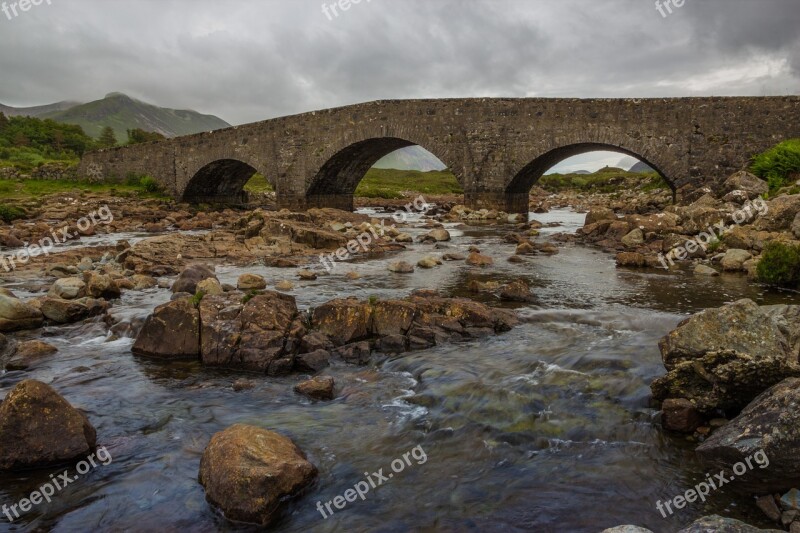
{"left": 0, "top": 208, "right": 796, "bottom": 533}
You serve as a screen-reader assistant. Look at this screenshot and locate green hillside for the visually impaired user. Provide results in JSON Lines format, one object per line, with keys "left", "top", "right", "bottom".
{"left": 39, "top": 93, "right": 230, "bottom": 140}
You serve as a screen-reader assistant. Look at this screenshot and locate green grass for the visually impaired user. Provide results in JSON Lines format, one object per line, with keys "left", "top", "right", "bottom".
{"left": 751, "top": 139, "right": 800, "bottom": 194}
{"left": 538, "top": 168, "right": 670, "bottom": 194}
{"left": 0, "top": 205, "right": 26, "bottom": 223}
{"left": 0, "top": 177, "right": 168, "bottom": 201}
{"left": 355, "top": 168, "right": 463, "bottom": 199}
{"left": 243, "top": 173, "right": 274, "bottom": 194}
{"left": 757, "top": 242, "right": 800, "bottom": 288}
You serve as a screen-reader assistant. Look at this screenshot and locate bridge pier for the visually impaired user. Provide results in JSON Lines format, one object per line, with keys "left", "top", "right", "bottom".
{"left": 465, "top": 192, "right": 529, "bottom": 215}
{"left": 277, "top": 194, "right": 355, "bottom": 212}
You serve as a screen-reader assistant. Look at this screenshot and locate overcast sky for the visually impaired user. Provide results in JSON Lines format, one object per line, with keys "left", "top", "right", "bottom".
{"left": 1, "top": 0, "right": 798, "bottom": 170}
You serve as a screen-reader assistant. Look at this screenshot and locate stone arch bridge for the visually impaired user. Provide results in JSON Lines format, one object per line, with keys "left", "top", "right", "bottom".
{"left": 78, "top": 97, "right": 800, "bottom": 213}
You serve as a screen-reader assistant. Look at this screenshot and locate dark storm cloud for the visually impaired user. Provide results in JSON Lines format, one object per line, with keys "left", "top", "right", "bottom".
{"left": 0, "top": 0, "right": 797, "bottom": 125}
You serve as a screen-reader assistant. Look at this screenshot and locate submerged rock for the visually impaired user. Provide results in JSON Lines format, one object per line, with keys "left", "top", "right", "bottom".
{"left": 0, "top": 380, "right": 97, "bottom": 471}
{"left": 294, "top": 376, "right": 335, "bottom": 401}
{"left": 198, "top": 424, "right": 317, "bottom": 526}
{"left": 677, "top": 514, "right": 783, "bottom": 532}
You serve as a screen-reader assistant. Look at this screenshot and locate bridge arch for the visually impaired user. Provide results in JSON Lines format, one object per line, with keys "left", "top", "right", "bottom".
{"left": 305, "top": 137, "right": 461, "bottom": 210}
{"left": 182, "top": 158, "right": 275, "bottom": 204}
{"left": 506, "top": 142, "right": 676, "bottom": 196}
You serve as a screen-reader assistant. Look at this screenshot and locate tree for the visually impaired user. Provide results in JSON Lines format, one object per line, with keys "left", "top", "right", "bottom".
{"left": 0, "top": 112, "right": 8, "bottom": 133}
{"left": 127, "top": 128, "right": 166, "bottom": 145}
{"left": 98, "top": 126, "right": 118, "bottom": 148}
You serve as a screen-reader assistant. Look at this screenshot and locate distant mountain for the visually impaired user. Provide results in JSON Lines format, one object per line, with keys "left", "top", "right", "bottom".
{"left": 1, "top": 92, "right": 231, "bottom": 140}
{"left": 0, "top": 100, "right": 80, "bottom": 118}
{"left": 572, "top": 170, "right": 591, "bottom": 175}
{"left": 373, "top": 146, "right": 448, "bottom": 172}
{"left": 629, "top": 161, "right": 655, "bottom": 173}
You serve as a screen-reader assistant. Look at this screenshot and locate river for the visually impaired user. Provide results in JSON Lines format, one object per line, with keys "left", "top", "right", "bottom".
{"left": 0, "top": 208, "right": 795, "bottom": 532}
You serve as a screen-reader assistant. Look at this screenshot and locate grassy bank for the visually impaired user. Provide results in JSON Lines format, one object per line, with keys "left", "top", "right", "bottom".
{"left": 0, "top": 178, "right": 167, "bottom": 202}
{"left": 538, "top": 167, "right": 670, "bottom": 193}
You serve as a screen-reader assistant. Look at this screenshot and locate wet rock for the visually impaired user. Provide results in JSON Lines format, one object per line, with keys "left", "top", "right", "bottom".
{"left": 417, "top": 257, "right": 442, "bottom": 269}
{"left": 661, "top": 398, "right": 703, "bottom": 433}
{"left": 601, "top": 527, "right": 653, "bottom": 533}
{"left": 335, "top": 341, "right": 372, "bottom": 365}
{"left": 621, "top": 229, "right": 645, "bottom": 247}
{"left": 199, "top": 292, "right": 304, "bottom": 373}
{"left": 84, "top": 272, "right": 121, "bottom": 300}
{"left": 466, "top": 252, "right": 494, "bottom": 267}
{"left": 172, "top": 264, "right": 217, "bottom": 294}
{"left": 442, "top": 253, "right": 466, "bottom": 261}
{"left": 757, "top": 494, "right": 782, "bottom": 522}
{"left": 275, "top": 280, "right": 294, "bottom": 291}
{"left": 423, "top": 229, "right": 451, "bottom": 242}
{"left": 720, "top": 249, "right": 753, "bottom": 272}
{"left": 131, "top": 274, "right": 157, "bottom": 290}
{"left": 198, "top": 424, "right": 318, "bottom": 526}
{"left": 694, "top": 264, "right": 719, "bottom": 276}
{"left": 499, "top": 279, "right": 535, "bottom": 303}
{"left": 782, "top": 489, "right": 800, "bottom": 511}
{"left": 515, "top": 242, "right": 536, "bottom": 255}
{"left": 697, "top": 378, "right": 800, "bottom": 494}
{"left": 6, "top": 340, "right": 58, "bottom": 370}
{"left": 48, "top": 277, "right": 86, "bottom": 300}
{"left": 312, "top": 298, "right": 372, "bottom": 346}
{"left": 345, "top": 271, "right": 361, "bottom": 280}
{"left": 584, "top": 208, "right": 616, "bottom": 226}
{"left": 395, "top": 233, "right": 413, "bottom": 243}
{"left": 0, "top": 294, "right": 44, "bottom": 332}
{"left": 295, "top": 349, "right": 331, "bottom": 373}
{"left": 232, "top": 379, "right": 255, "bottom": 392}
{"left": 294, "top": 376, "right": 335, "bottom": 401}
{"left": 677, "top": 515, "right": 782, "bottom": 532}
{"left": 132, "top": 298, "right": 201, "bottom": 359}
{"left": 297, "top": 269, "right": 318, "bottom": 281}
{"left": 0, "top": 380, "right": 97, "bottom": 471}
{"left": 652, "top": 299, "right": 798, "bottom": 414}
{"left": 262, "top": 217, "right": 348, "bottom": 250}
{"left": 40, "top": 297, "right": 106, "bottom": 324}
{"left": 197, "top": 278, "right": 224, "bottom": 296}
{"left": 616, "top": 252, "right": 647, "bottom": 268}
{"left": 238, "top": 274, "right": 267, "bottom": 291}
{"left": 388, "top": 261, "right": 415, "bottom": 273}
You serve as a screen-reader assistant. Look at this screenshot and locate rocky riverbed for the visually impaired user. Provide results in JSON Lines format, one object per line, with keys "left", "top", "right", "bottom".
{"left": 1, "top": 178, "right": 800, "bottom": 532}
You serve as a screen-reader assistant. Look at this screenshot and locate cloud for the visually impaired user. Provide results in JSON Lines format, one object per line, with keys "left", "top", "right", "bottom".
{"left": 0, "top": 0, "right": 796, "bottom": 125}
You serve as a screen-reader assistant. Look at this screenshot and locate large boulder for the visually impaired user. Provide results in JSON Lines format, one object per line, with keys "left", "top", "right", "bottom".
{"left": 721, "top": 171, "right": 769, "bottom": 200}
{"left": 696, "top": 378, "right": 800, "bottom": 494}
{"left": 198, "top": 424, "right": 318, "bottom": 526}
{"left": 651, "top": 299, "right": 799, "bottom": 414}
{"left": 312, "top": 298, "right": 373, "bottom": 346}
{"left": 0, "top": 294, "right": 44, "bottom": 332}
{"left": 755, "top": 195, "right": 800, "bottom": 232}
{"left": 40, "top": 297, "right": 107, "bottom": 324}
{"left": 0, "top": 380, "right": 97, "bottom": 470}
{"left": 172, "top": 264, "right": 218, "bottom": 294}
{"left": 132, "top": 298, "right": 201, "bottom": 359}
{"left": 84, "top": 272, "right": 121, "bottom": 300}
{"left": 200, "top": 292, "right": 304, "bottom": 373}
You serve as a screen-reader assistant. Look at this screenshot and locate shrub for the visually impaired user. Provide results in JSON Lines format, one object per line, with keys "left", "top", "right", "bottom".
{"left": 0, "top": 205, "right": 26, "bottom": 223}
{"left": 190, "top": 290, "right": 206, "bottom": 307}
{"left": 751, "top": 139, "right": 800, "bottom": 194}
{"left": 139, "top": 175, "right": 161, "bottom": 193}
{"left": 756, "top": 242, "right": 800, "bottom": 288}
